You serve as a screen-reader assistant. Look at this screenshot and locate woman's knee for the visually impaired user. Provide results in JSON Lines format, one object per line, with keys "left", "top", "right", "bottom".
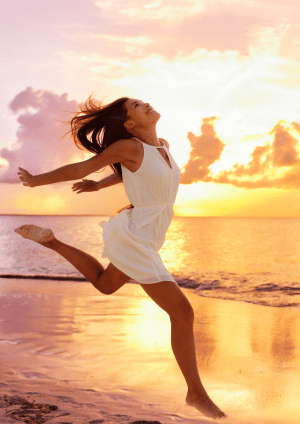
{"left": 140, "top": 280, "right": 194, "bottom": 321}
{"left": 172, "top": 298, "right": 194, "bottom": 322}
{"left": 94, "top": 263, "right": 131, "bottom": 295}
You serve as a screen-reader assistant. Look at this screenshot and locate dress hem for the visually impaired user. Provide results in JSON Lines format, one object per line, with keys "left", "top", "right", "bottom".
{"left": 102, "top": 249, "right": 176, "bottom": 285}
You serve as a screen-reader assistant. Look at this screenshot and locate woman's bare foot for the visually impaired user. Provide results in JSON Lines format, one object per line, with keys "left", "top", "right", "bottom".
{"left": 186, "top": 390, "right": 227, "bottom": 419}
{"left": 14, "top": 225, "right": 55, "bottom": 245}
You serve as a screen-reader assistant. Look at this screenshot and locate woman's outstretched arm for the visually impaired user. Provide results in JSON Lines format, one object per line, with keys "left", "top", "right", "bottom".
{"left": 18, "top": 162, "right": 88, "bottom": 187}
{"left": 18, "top": 139, "right": 135, "bottom": 188}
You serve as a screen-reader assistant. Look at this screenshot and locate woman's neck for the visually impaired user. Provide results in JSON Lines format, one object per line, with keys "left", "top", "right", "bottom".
{"left": 131, "top": 129, "right": 160, "bottom": 146}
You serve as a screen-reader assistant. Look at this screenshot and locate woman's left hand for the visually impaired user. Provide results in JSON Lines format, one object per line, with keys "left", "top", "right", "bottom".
{"left": 18, "top": 167, "right": 35, "bottom": 187}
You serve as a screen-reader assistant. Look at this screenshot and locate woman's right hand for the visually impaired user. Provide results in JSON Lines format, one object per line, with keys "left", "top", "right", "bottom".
{"left": 18, "top": 167, "right": 36, "bottom": 187}
{"left": 72, "top": 179, "right": 99, "bottom": 193}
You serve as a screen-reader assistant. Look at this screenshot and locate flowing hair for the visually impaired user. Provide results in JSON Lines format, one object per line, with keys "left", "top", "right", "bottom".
{"left": 70, "top": 95, "right": 134, "bottom": 213}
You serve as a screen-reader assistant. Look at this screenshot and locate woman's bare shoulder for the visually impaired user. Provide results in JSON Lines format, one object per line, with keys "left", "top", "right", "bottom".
{"left": 159, "top": 138, "right": 170, "bottom": 150}
{"left": 115, "top": 138, "right": 142, "bottom": 160}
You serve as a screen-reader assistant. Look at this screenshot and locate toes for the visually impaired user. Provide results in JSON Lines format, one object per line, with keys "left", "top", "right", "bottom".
{"left": 207, "top": 406, "right": 226, "bottom": 419}
{"left": 14, "top": 226, "right": 24, "bottom": 232}
{"left": 217, "top": 410, "right": 227, "bottom": 419}
{"left": 186, "top": 397, "right": 226, "bottom": 420}
{"left": 16, "top": 225, "right": 27, "bottom": 231}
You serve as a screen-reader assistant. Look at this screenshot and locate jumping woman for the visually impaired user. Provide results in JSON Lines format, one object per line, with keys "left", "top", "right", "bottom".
{"left": 14, "top": 97, "right": 226, "bottom": 419}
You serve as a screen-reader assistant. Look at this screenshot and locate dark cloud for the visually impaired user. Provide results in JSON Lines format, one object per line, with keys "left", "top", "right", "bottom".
{"left": 180, "top": 117, "right": 225, "bottom": 184}
{"left": 0, "top": 87, "right": 83, "bottom": 183}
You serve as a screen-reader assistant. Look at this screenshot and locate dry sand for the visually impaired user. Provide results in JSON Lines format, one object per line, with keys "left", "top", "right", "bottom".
{"left": 0, "top": 278, "right": 300, "bottom": 424}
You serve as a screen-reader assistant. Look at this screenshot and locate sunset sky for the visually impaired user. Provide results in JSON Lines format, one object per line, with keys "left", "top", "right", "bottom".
{"left": 1, "top": 0, "right": 300, "bottom": 217}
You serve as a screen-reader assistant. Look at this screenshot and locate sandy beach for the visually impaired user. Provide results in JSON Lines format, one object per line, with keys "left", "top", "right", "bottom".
{"left": 0, "top": 277, "right": 300, "bottom": 424}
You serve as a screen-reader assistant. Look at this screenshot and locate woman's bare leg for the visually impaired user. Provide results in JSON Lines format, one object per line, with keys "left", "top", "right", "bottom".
{"left": 141, "top": 281, "right": 226, "bottom": 419}
{"left": 14, "top": 225, "right": 130, "bottom": 294}
{"left": 15, "top": 225, "right": 226, "bottom": 418}
{"left": 172, "top": 318, "right": 226, "bottom": 419}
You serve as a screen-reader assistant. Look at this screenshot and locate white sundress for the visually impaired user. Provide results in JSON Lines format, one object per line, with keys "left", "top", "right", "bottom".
{"left": 99, "top": 137, "right": 181, "bottom": 284}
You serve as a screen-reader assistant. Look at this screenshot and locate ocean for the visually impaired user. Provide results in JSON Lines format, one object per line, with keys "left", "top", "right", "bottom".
{"left": 1, "top": 215, "right": 300, "bottom": 309}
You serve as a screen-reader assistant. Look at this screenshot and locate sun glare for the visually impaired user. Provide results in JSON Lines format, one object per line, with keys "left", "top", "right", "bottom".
{"left": 16, "top": 193, "right": 67, "bottom": 215}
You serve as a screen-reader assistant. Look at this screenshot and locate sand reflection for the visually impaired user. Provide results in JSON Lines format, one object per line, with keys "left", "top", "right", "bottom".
{"left": 1, "top": 278, "right": 300, "bottom": 422}
{"left": 188, "top": 291, "right": 300, "bottom": 420}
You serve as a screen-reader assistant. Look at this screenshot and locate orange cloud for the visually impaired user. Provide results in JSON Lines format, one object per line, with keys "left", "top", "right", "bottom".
{"left": 293, "top": 122, "right": 300, "bottom": 133}
{"left": 180, "top": 119, "right": 300, "bottom": 189}
{"left": 271, "top": 121, "right": 300, "bottom": 167}
{"left": 213, "top": 121, "right": 300, "bottom": 189}
{"left": 228, "top": 144, "right": 271, "bottom": 177}
{"left": 180, "top": 117, "right": 225, "bottom": 184}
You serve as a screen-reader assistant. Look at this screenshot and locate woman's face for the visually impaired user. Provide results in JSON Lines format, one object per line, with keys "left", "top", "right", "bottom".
{"left": 124, "top": 99, "right": 161, "bottom": 131}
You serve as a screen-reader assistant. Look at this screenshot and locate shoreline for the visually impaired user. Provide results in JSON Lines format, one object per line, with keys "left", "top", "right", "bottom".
{"left": 1, "top": 275, "right": 300, "bottom": 311}
{"left": 1, "top": 278, "right": 300, "bottom": 423}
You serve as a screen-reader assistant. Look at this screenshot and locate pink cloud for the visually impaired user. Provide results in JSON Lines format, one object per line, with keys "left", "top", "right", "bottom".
{"left": 0, "top": 87, "right": 83, "bottom": 183}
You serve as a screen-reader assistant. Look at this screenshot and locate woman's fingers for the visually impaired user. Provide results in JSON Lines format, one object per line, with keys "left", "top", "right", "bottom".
{"left": 17, "top": 167, "right": 35, "bottom": 188}
{"left": 73, "top": 182, "right": 85, "bottom": 187}
{"left": 18, "top": 168, "right": 28, "bottom": 179}
{"left": 72, "top": 180, "right": 91, "bottom": 187}
{"left": 72, "top": 186, "right": 85, "bottom": 193}
{"left": 71, "top": 179, "right": 98, "bottom": 194}
{"left": 18, "top": 172, "right": 26, "bottom": 181}
{"left": 72, "top": 180, "right": 95, "bottom": 191}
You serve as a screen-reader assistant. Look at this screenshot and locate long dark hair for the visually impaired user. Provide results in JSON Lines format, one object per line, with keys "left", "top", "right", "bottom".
{"left": 70, "top": 95, "right": 134, "bottom": 213}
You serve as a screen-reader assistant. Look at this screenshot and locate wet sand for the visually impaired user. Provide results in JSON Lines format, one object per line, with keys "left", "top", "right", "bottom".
{"left": 0, "top": 278, "right": 300, "bottom": 424}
